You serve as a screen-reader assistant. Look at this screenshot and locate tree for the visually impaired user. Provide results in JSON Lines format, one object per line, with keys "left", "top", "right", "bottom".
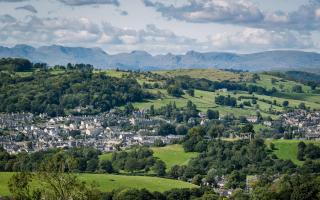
{"left": 241, "top": 124, "right": 255, "bottom": 133}
{"left": 292, "top": 85, "right": 303, "bottom": 93}
{"left": 215, "top": 95, "right": 237, "bottom": 107}
{"left": 113, "top": 188, "right": 154, "bottom": 200}
{"left": 208, "top": 123, "right": 224, "bottom": 138}
{"left": 153, "top": 160, "right": 166, "bottom": 176}
{"left": 99, "top": 160, "right": 114, "bottom": 173}
{"left": 167, "top": 85, "right": 184, "bottom": 97}
{"left": 153, "top": 139, "right": 165, "bottom": 147}
{"left": 8, "top": 172, "right": 34, "bottom": 200}
{"left": 86, "top": 158, "right": 99, "bottom": 172}
{"left": 207, "top": 109, "right": 219, "bottom": 120}
{"left": 175, "top": 125, "right": 188, "bottom": 135}
{"left": 158, "top": 123, "right": 176, "bottom": 136}
{"left": 9, "top": 158, "right": 101, "bottom": 200}
{"left": 298, "top": 102, "right": 306, "bottom": 109}
{"left": 282, "top": 101, "right": 289, "bottom": 107}
{"left": 186, "top": 88, "right": 195, "bottom": 97}
{"left": 124, "top": 158, "right": 139, "bottom": 173}
{"left": 149, "top": 105, "right": 155, "bottom": 115}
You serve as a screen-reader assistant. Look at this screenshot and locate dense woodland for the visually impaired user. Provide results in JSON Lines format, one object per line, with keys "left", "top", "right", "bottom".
{"left": 0, "top": 59, "right": 149, "bottom": 116}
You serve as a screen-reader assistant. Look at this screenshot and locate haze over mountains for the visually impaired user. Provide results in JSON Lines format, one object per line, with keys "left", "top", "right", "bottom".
{"left": 1, "top": 45, "right": 320, "bottom": 72}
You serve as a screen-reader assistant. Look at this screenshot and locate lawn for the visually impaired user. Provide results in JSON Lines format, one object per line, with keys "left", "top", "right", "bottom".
{"left": 0, "top": 172, "right": 197, "bottom": 196}
{"left": 266, "top": 139, "right": 320, "bottom": 166}
{"left": 151, "top": 144, "right": 198, "bottom": 170}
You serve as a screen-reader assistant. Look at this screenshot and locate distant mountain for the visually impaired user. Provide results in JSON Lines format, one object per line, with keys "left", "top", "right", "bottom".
{"left": 0, "top": 45, "right": 320, "bottom": 71}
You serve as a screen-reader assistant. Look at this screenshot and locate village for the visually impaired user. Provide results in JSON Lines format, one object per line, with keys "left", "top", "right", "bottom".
{"left": 0, "top": 110, "right": 184, "bottom": 154}
{"left": 1, "top": 109, "right": 320, "bottom": 155}
{"left": 281, "top": 109, "right": 320, "bottom": 140}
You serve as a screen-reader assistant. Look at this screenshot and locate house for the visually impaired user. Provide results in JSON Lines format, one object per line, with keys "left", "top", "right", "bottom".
{"left": 246, "top": 116, "right": 258, "bottom": 123}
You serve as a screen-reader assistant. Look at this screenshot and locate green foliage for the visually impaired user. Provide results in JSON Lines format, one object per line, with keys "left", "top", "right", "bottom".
{"left": 292, "top": 85, "right": 303, "bottom": 93}
{"left": 297, "top": 142, "right": 320, "bottom": 161}
{"left": 153, "top": 160, "right": 166, "bottom": 176}
{"left": 253, "top": 174, "right": 320, "bottom": 200}
{"left": 99, "top": 160, "right": 114, "bottom": 173}
{"left": 0, "top": 58, "right": 33, "bottom": 72}
{"left": 241, "top": 124, "right": 255, "bottom": 133}
{"left": 0, "top": 69, "right": 147, "bottom": 116}
{"left": 158, "top": 123, "right": 176, "bottom": 136}
{"left": 111, "top": 147, "right": 156, "bottom": 173}
{"left": 282, "top": 101, "right": 289, "bottom": 107}
{"left": 8, "top": 158, "right": 101, "bottom": 200}
{"left": 8, "top": 172, "right": 34, "bottom": 200}
{"left": 167, "top": 85, "right": 184, "bottom": 97}
{"left": 206, "top": 109, "right": 219, "bottom": 120}
{"left": 0, "top": 147, "right": 101, "bottom": 172}
{"left": 180, "top": 139, "right": 297, "bottom": 187}
{"left": 186, "top": 88, "right": 195, "bottom": 97}
{"left": 215, "top": 95, "right": 237, "bottom": 107}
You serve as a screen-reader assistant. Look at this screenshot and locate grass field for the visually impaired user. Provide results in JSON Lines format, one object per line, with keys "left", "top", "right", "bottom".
{"left": 99, "top": 145, "right": 198, "bottom": 171}
{"left": 266, "top": 139, "right": 320, "bottom": 165}
{"left": 151, "top": 145, "right": 198, "bottom": 170}
{"left": 155, "top": 68, "right": 251, "bottom": 82}
{"left": 254, "top": 74, "right": 312, "bottom": 93}
{"left": 133, "top": 87, "right": 320, "bottom": 119}
{"left": 0, "top": 172, "right": 197, "bottom": 196}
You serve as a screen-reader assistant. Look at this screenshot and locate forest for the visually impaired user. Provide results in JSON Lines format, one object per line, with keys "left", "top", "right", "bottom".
{"left": 0, "top": 59, "right": 149, "bottom": 116}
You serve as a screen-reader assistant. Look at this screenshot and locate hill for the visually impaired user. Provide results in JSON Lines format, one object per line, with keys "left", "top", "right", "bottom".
{"left": 0, "top": 172, "right": 197, "bottom": 196}
{"left": 1, "top": 45, "right": 320, "bottom": 71}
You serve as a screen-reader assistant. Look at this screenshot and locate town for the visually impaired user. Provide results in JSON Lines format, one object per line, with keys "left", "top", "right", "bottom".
{"left": 0, "top": 109, "right": 184, "bottom": 154}
{"left": 1, "top": 108, "right": 320, "bottom": 155}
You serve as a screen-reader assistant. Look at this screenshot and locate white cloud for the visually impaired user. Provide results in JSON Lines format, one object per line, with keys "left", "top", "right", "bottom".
{"left": 0, "top": 0, "right": 28, "bottom": 2}
{"left": 0, "top": 14, "right": 16, "bottom": 23}
{"left": 15, "top": 4, "right": 37, "bottom": 13}
{"left": 0, "top": 15, "right": 200, "bottom": 53}
{"left": 57, "top": 0, "right": 120, "bottom": 6}
{"left": 208, "top": 28, "right": 315, "bottom": 50}
{"left": 144, "top": 0, "right": 320, "bottom": 31}
{"left": 0, "top": 14, "right": 316, "bottom": 54}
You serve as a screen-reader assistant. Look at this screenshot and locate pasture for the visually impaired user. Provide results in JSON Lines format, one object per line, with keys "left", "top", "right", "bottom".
{"left": 0, "top": 172, "right": 197, "bottom": 196}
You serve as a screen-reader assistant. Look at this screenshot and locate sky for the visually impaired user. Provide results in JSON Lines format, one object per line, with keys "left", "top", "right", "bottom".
{"left": 0, "top": 0, "right": 319, "bottom": 54}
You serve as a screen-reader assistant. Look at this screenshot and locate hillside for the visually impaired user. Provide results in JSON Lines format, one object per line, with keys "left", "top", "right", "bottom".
{"left": 1, "top": 45, "right": 320, "bottom": 71}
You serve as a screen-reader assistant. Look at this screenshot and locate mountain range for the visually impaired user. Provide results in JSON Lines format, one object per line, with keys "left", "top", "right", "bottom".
{"left": 0, "top": 44, "right": 320, "bottom": 72}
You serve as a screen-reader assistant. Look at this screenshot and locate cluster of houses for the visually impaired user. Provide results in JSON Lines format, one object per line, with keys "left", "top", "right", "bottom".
{"left": 0, "top": 110, "right": 184, "bottom": 154}
{"left": 281, "top": 110, "right": 320, "bottom": 140}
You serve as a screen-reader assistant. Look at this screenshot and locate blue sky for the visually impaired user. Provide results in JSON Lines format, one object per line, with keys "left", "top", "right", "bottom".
{"left": 0, "top": 0, "right": 319, "bottom": 54}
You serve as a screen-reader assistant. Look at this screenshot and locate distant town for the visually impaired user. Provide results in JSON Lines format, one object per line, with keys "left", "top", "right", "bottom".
{"left": 1, "top": 109, "right": 320, "bottom": 155}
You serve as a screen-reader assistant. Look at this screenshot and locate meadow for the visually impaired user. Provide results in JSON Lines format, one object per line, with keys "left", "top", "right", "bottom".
{"left": 99, "top": 144, "right": 198, "bottom": 171}
{"left": 155, "top": 68, "right": 251, "bottom": 82}
{"left": 151, "top": 144, "right": 198, "bottom": 170}
{"left": 266, "top": 139, "right": 320, "bottom": 165}
{"left": 0, "top": 172, "right": 197, "bottom": 196}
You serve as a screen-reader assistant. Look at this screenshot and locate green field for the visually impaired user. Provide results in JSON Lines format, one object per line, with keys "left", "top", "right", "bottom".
{"left": 0, "top": 172, "right": 197, "bottom": 196}
{"left": 266, "top": 139, "right": 320, "bottom": 165}
{"left": 99, "top": 145, "right": 198, "bottom": 171}
{"left": 151, "top": 144, "right": 198, "bottom": 170}
{"left": 132, "top": 87, "right": 320, "bottom": 119}
{"left": 155, "top": 68, "right": 251, "bottom": 82}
